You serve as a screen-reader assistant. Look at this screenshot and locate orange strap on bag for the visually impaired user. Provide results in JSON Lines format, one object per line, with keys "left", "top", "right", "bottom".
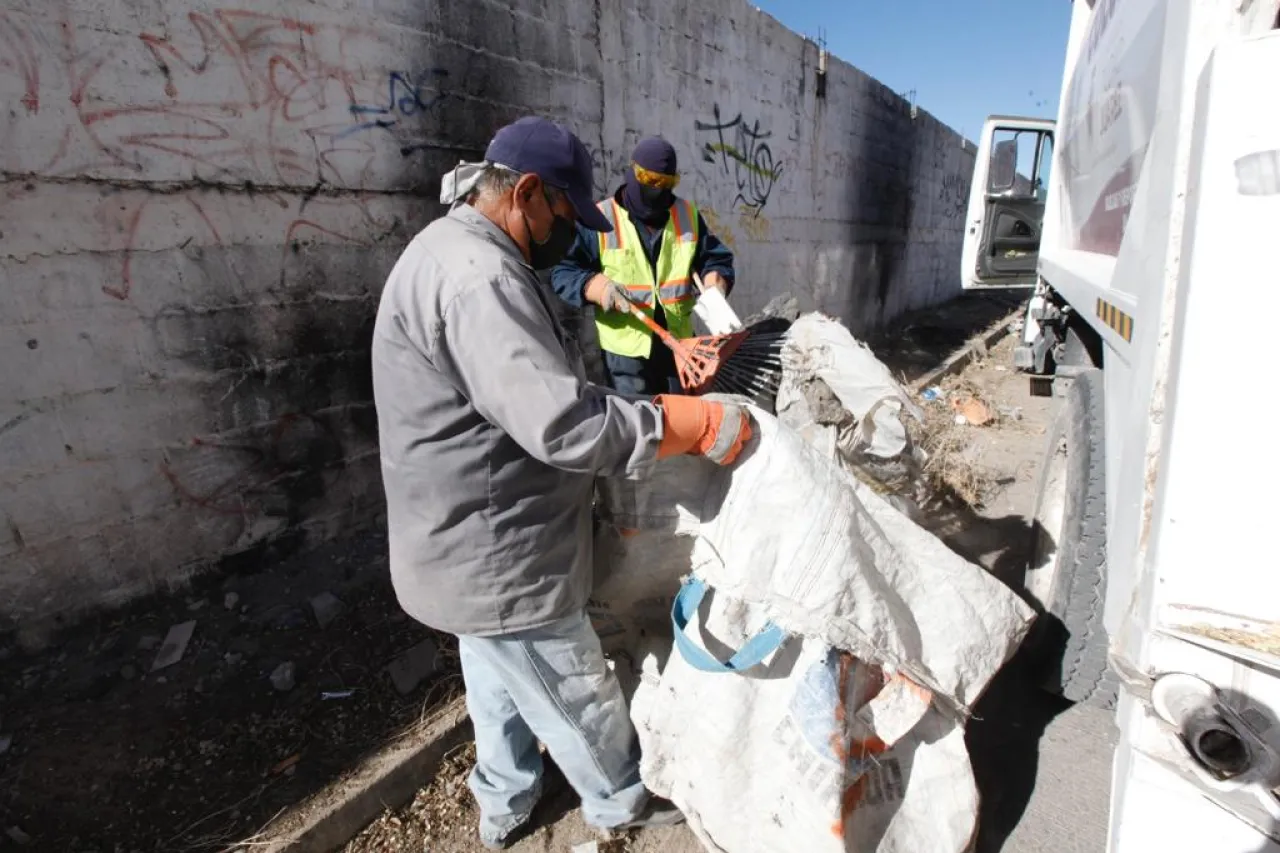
{"left": 654, "top": 395, "right": 752, "bottom": 465}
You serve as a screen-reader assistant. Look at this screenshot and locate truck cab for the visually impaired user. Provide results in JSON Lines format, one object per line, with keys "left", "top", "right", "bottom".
{"left": 961, "top": 1, "right": 1280, "bottom": 850}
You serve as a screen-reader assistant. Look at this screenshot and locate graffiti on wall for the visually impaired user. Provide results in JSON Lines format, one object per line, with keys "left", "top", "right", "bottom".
{"left": 695, "top": 105, "right": 785, "bottom": 217}
{"left": 585, "top": 143, "right": 625, "bottom": 199}
{"left": 342, "top": 68, "right": 452, "bottom": 156}
{"left": 938, "top": 173, "right": 970, "bottom": 221}
{"left": 0, "top": 10, "right": 454, "bottom": 186}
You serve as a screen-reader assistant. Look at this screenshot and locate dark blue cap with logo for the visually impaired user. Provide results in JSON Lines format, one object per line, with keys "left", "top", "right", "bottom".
{"left": 485, "top": 117, "right": 612, "bottom": 233}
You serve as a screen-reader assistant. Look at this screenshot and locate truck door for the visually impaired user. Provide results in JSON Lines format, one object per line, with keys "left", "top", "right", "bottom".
{"left": 961, "top": 117, "right": 1056, "bottom": 289}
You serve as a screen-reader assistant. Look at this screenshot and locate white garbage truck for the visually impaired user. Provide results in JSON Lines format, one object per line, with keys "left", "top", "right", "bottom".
{"left": 960, "top": 0, "right": 1280, "bottom": 849}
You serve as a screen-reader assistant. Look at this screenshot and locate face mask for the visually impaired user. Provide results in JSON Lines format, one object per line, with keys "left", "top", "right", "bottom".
{"left": 525, "top": 213, "right": 577, "bottom": 270}
{"left": 638, "top": 185, "right": 674, "bottom": 211}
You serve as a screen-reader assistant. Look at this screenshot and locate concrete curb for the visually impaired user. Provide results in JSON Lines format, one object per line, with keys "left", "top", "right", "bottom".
{"left": 910, "top": 309, "right": 1023, "bottom": 392}
{"left": 256, "top": 695, "right": 472, "bottom": 852}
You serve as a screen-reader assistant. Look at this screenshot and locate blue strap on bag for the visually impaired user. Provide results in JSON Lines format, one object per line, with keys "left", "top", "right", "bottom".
{"left": 671, "top": 577, "right": 786, "bottom": 673}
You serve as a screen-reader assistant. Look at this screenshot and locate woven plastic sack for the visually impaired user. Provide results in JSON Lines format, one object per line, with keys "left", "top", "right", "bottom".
{"left": 624, "top": 414, "right": 1033, "bottom": 852}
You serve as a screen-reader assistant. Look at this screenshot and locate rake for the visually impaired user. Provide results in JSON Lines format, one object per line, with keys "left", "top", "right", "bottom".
{"left": 620, "top": 281, "right": 785, "bottom": 401}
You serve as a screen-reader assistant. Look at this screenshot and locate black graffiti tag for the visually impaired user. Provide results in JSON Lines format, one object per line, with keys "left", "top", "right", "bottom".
{"left": 938, "top": 173, "right": 970, "bottom": 221}
{"left": 695, "top": 105, "right": 785, "bottom": 216}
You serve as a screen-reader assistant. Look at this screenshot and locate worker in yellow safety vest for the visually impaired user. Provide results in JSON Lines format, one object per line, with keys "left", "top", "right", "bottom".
{"left": 551, "top": 137, "right": 736, "bottom": 394}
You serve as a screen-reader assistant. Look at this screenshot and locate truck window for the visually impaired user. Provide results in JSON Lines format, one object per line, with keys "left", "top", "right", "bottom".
{"left": 1034, "top": 135, "right": 1054, "bottom": 202}
{"left": 988, "top": 128, "right": 1043, "bottom": 196}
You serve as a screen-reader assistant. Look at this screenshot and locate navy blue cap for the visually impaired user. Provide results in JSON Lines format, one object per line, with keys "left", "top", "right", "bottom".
{"left": 484, "top": 117, "right": 612, "bottom": 232}
{"left": 632, "top": 137, "right": 678, "bottom": 176}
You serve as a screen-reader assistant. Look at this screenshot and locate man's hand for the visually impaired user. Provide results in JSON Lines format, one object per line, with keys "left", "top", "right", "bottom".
{"left": 654, "top": 395, "right": 753, "bottom": 466}
{"left": 584, "top": 274, "right": 633, "bottom": 313}
{"left": 700, "top": 271, "right": 730, "bottom": 295}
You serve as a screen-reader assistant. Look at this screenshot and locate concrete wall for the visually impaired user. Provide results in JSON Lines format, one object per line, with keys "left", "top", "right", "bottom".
{"left": 0, "top": 0, "right": 975, "bottom": 632}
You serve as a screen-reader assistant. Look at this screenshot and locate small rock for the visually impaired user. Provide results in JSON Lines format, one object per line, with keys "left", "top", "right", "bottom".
{"left": 223, "top": 592, "right": 240, "bottom": 611}
{"left": 260, "top": 605, "right": 308, "bottom": 631}
{"left": 224, "top": 652, "right": 244, "bottom": 667}
{"left": 270, "top": 662, "right": 296, "bottom": 692}
{"left": 6, "top": 826, "right": 31, "bottom": 845}
{"left": 187, "top": 598, "right": 208, "bottom": 612}
{"left": 150, "top": 621, "right": 197, "bottom": 672}
{"left": 386, "top": 639, "right": 440, "bottom": 696}
{"left": 309, "top": 592, "right": 347, "bottom": 629}
{"left": 137, "top": 635, "right": 162, "bottom": 652}
{"left": 120, "top": 665, "right": 137, "bottom": 681}
{"left": 0, "top": 733, "right": 12, "bottom": 756}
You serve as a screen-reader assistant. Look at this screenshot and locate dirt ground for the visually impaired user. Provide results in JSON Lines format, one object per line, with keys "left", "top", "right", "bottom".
{"left": 0, "top": 534, "right": 461, "bottom": 851}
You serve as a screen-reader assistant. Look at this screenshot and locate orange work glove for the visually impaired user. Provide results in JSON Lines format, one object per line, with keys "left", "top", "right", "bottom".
{"left": 654, "top": 395, "right": 753, "bottom": 465}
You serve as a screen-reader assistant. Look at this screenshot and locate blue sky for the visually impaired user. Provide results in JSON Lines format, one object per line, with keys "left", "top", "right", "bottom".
{"left": 750, "top": 0, "right": 1074, "bottom": 142}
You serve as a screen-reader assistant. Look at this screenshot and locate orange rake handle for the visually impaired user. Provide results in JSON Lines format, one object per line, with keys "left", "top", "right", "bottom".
{"left": 621, "top": 301, "right": 745, "bottom": 394}
{"left": 623, "top": 302, "right": 689, "bottom": 355}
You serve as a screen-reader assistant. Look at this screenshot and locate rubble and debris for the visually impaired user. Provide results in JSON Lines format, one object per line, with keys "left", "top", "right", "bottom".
{"left": 223, "top": 592, "right": 241, "bottom": 610}
{"left": 346, "top": 743, "right": 477, "bottom": 851}
{"left": 261, "top": 605, "right": 309, "bottom": 631}
{"left": 223, "top": 652, "right": 243, "bottom": 667}
{"left": 921, "top": 386, "right": 945, "bottom": 402}
{"left": 270, "top": 662, "right": 297, "bottom": 692}
{"left": 187, "top": 598, "right": 208, "bottom": 612}
{"left": 952, "top": 395, "right": 994, "bottom": 426}
{"left": 5, "top": 826, "right": 31, "bottom": 845}
{"left": 150, "top": 621, "right": 197, "bottom": 672}
{"left": 310, "top": 592, "right": 347, "bottom": 629}
{"left": 386, "top": 639, "right": 440, "bottom": 696}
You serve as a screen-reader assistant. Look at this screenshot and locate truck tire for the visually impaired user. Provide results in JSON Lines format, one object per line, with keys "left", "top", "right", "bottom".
{"left": 1026, "top": 368, "right": 1119, "bottom": 708}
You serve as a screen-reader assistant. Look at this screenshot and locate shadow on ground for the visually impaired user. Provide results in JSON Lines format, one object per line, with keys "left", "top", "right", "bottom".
{"left": 0, "top": 533, "right": 458, "bottom": 850}
{"left": 870, "top": 291, "right": 1026, "bottom": 383}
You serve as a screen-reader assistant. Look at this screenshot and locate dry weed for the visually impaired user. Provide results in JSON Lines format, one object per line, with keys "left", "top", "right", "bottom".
{"left": 911, "top": 378, "right": 1001, "bottom": 508}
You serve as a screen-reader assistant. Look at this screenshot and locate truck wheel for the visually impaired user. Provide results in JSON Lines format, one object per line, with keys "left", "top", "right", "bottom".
{"left": 1025, "top": 368, "right": 1119, "bottom": 708}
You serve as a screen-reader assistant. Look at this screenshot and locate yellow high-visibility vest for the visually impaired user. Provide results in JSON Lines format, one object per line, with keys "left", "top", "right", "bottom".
{"left": 594, "top": 197, "right": 700, "bottom": 359}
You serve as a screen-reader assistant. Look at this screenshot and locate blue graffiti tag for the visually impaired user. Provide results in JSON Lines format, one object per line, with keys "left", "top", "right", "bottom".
{"left": 337, "top": 69, "right": 451, "bottom": 153}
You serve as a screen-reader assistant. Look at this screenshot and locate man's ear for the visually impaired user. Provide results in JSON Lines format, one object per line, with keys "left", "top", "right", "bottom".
{"left": 514, "top": 173, "right": 542, "bottom": 205}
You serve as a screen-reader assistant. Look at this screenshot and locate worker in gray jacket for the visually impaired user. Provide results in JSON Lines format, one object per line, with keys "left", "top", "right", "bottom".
{"left": 371, "top": 117, "right": 752, "bottom": 850}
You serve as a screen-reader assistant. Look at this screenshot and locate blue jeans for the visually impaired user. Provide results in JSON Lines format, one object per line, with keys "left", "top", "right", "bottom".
{"left": 458, "top": 610, "right": 649, "bottom": 843}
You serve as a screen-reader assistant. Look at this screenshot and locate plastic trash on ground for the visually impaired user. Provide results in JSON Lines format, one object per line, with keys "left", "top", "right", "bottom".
{"left": 591, "top": 311, "right": 1035, "bottom": 853}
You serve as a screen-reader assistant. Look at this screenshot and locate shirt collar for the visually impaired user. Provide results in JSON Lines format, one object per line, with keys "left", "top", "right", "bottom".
{"left": 449, "top": 203, "right": 529, "bottom": 266}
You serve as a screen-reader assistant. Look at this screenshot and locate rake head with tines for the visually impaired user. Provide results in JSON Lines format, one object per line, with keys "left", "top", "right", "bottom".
{"left": 623, "top": 303, "right": 771, "bottom": 396}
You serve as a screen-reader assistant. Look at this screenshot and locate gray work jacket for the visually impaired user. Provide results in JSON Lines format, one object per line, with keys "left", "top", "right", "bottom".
{"left": 371, "top": 204, "right": 663, "bottom": 637}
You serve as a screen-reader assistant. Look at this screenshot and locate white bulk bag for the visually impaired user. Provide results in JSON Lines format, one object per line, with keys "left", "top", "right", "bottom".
{"left": 625, "top": 415, "right": 1033, "bottom": 852}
